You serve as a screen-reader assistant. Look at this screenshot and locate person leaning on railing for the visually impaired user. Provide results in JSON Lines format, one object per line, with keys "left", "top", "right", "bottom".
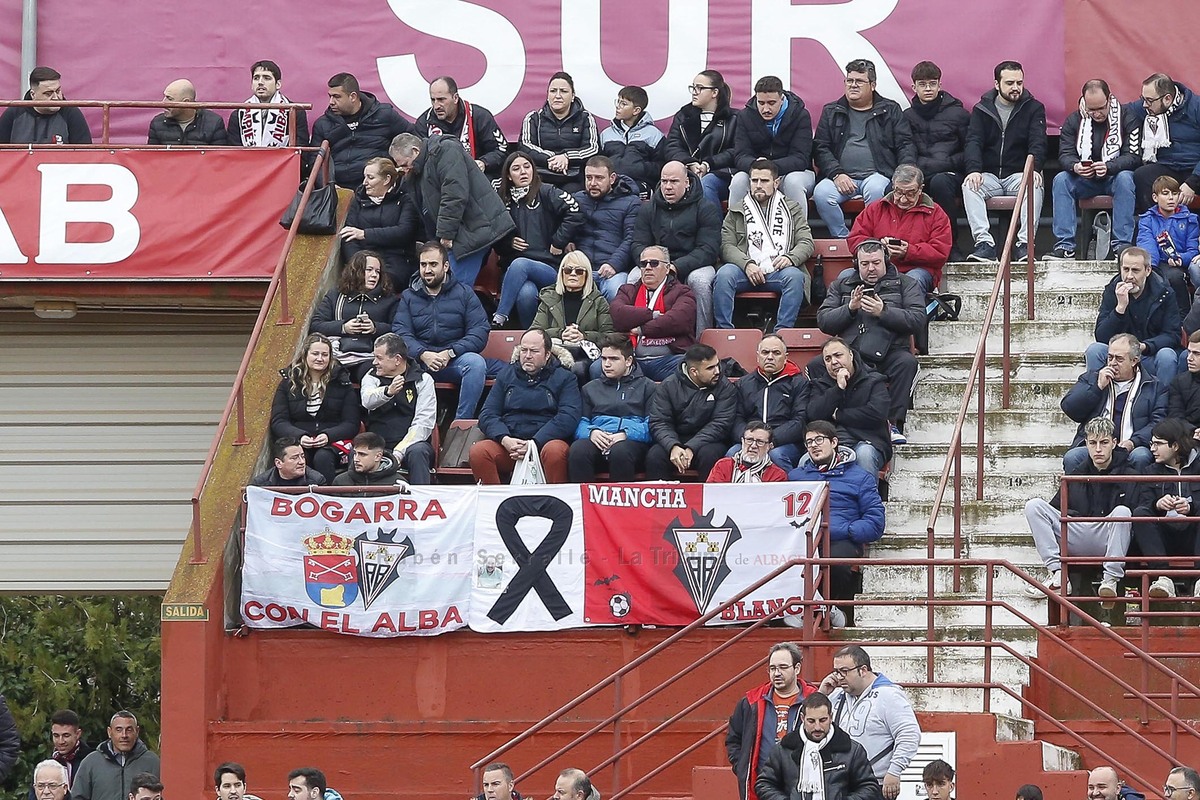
{"left": 147, "top": 79, "right": 228, "bottom": 145}
{"left": 0, "top": 66, "right": 91, "bottom": 144}
{"left": 1131, "top": 417, "right": 1200, "bottom": 599}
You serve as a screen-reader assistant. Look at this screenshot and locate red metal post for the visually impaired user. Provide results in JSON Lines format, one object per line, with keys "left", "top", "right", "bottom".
{"left": 984, "top": 567, "right": 994, "bottom": 713}
{"left": 234, "top": 386, "right": 249, "bottom": 445}
{"left": 1026, "top": 167, "right": 1036, "bottom": 320}
{"left": 102, "top": 105, "right": 111, "bottom": 144}
{"left": 189, "top": 497, "right": 205, "bottom": 564}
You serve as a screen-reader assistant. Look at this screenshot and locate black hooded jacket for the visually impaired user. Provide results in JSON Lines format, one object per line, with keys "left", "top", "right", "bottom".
{"left": 631, "top": 171, "right": 722, "bottom": 280}
{"left": 902, "top": 90, "right": 970, "bottom": 174}
{"left": 964, "top": 88, "right": 1047, "bottom": 176}
{"left": 665, "top": 102, "right": 738, "bottom": 177}
{"left": 814, "top": 94, "right": 916, "bottom": 180}
{"left": 734, "top": 91, "right": 813, "bottom": 175}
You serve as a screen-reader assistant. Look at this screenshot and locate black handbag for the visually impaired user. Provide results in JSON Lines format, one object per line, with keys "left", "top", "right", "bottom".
{"left": 279, "top": 152, "right": 336, "bottom": 234}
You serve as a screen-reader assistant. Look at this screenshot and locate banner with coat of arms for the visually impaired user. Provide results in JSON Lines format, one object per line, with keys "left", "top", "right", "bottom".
{"left": 240, "top": 482, "right": 827, "bottom": 637}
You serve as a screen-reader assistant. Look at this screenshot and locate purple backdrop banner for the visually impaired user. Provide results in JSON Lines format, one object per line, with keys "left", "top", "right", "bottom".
{"left": 29, "top": 0, "right": 1066, "bottom": 142}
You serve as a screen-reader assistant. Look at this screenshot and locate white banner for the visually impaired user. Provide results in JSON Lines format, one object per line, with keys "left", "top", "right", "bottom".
{"left": 468, "top": 486, "right": 588, "bottom": 633}
{"left": 241, "top": 487, "right": 475, "bottom": 637}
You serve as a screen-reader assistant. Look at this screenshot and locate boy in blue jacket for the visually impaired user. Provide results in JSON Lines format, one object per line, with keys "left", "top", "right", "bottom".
{"left": 1137, "top": 175, "right": 1200, "bottom": 315}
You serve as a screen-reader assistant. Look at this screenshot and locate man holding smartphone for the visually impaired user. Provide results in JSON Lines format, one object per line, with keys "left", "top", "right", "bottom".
{"left": 1048, "top": 79, "right": 1141, "bottom": 261}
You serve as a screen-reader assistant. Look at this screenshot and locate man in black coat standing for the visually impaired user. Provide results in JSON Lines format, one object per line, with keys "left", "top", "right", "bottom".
{"left": 756, "top": 692, "right": 881, "bottom": 800}
{"left": 390, "top": 132, "right": 516, "bottom": 288}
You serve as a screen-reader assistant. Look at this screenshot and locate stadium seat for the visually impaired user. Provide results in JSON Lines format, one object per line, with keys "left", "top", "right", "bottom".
{"left": 474, "top": 251, "right": 501, "bottom": 307}
{"left": 777, "top": 327, "right": 831, "bottom": 371}
{"left": 434, "top": 418, "right": 482, "bottom": 481}
{"left": 811, "top": 239, "right": 854, "bottom": 291}
{"left": 482, "top": 330, "right": 521, "bottom": 362}
{"left": 699, "top": 328, "right": 762, "bottom": 375}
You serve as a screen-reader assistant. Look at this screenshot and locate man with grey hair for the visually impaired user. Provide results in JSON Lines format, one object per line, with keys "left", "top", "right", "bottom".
{"left": 726, "top": 643, "right": 818, "bottom": 800}
{"left": 847, "top": 164, "right": 953, "bottom": 294}
{"left": 72, "top": 712, "right": 160, "bottom": 800}
{"left": 32, "top": 761, "right": 70, "bottom": 800}
{"left": 812, "top": 59, "right": 916, "bottom": 238}
{"left": 1023, "top": 416, "right": 1134, "bottom": 599}
{"left": 1087, "top": 246, "right": 1181, "bottom": 385}
{"left": 1163, "top": 767, "right": 1200, "bottom": 800}
{"left": 389, "top": 131, "right": 516, "bottom": 287}
{"left": 1062, "top": 332, "right": 1165, "bottom": 472}
{"left": 361, "top": 332, "right": 436, "bottom": 484}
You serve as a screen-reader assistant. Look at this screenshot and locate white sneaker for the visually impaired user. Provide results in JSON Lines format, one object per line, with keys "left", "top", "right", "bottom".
{"left": 1150, "top": 576, "right": 1177, "bottom": 598}
{"left": 1098, "top": 577, "right": 1119, "bottom": 608}
{"left": 1024, "top": 570, "right": 1070, "bottom": 597}
{"left": 828, "top": 606, "right": 847, "bottom": 628}
{"left": 1193, "top": 579, "right": 1200, "bottom": 597}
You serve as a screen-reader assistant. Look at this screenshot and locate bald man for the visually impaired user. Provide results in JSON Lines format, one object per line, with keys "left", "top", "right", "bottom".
{"left": 148, "top": 79, "right": 228, "bottom": 145}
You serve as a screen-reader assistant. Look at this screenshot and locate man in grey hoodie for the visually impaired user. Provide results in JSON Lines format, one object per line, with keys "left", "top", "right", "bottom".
{"left": 72, "top": 712, "right": 159, "bottom": 800}
{"left": 818, "top": 646, "right": 920, "bottom": 800}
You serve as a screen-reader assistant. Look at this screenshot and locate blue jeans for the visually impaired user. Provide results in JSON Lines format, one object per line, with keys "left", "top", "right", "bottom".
{"left": 1064, "top": 444, "right": 1151, "bottom": 473}
{"left": 497, "top": 257, "right": 557, "bottom": 325}
{"left": 813, "top": 174, "right": 891, "bottom": 237}
{"left": 595, "top": 270, "right": 628, "bottom": 301}
{"left": 701, "top": 172, "right": 731, "bottom": 210}
{"left": 905, "top": 267, "right": 935, "bottom": 295}
{"left": 712, "top": 263, "right": 806, "bottom": 330}
{"left": 1084, "top": 341, "right": 1179, "bottom": 386}
{"left": 633, "top": 354, "right": 685, "bottom": 382}
{"left": 431, "top": 353, "right": 497, "bottom": 419}
{"left": 449, "top": 250, "right": 487, "bottom": 288}
{"left": 1051, "top": 170, "right": 1136, "bottom": 251}
{"left": 725, "top": 442, "right": 805, "bottom": 471}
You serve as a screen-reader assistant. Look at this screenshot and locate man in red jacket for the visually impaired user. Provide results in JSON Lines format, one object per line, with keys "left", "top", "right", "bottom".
{"left": 848, "top": 164, "right": 951, "bottom": 294}
{"left": 708, "top": 421, "right": 790, "bottom": 482}
{"left": 726, "top": 643, "right": 819, "bottom": 800}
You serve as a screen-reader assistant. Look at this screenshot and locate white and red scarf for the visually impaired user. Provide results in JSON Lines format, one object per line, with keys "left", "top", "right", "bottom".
{"left": 240, "top": 90, "right": 293, "bottom": 147}
{"left": 428, "top": 99, "right": 479, "bottom": 157}
{"left": 630, "top": 280, "right": 667, "bottom": 348}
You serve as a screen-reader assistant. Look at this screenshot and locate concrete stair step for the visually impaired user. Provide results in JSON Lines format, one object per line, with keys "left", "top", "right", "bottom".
{"left": 892, "top": 441, "right": 1062, "bottom": 472}
{"left": 871, "top": 530, "right": 1042, "bottom": 562}
{"left": 995, "top": 713, "right": 1035, "bottom": 742}
{"left": 943, "top": 259, "right": 1117, "bottom": 293}
{"left": 884, "top": 498, "right": 1031, "bottom": 535}
{"left": 853, "top": 594, "right": 1048, "bottom": 628}
{"left": 837, "top": 624, "right": 1039, "bottom": 645}
{"left": 954, "top": 289, "right": 1100, "bottom": 323}
{"left": 905, "top": 686, "right": 1024, "bottom": 715}
{"left": 929, "top": 319, "right": 1095, "bottom": 355}
{"left": 903, "top": 408, "right": 1077, "bottom": 444}
{"left": 915, "top": 354, "right": 1082, "bottom": 410}
{"left": 860, "top": 562, "right": 1043, "bottom": 596}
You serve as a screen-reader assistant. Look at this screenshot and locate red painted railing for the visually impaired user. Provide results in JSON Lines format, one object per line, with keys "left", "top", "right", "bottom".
{"left": 470, "top": 555, "right": 1199, "bottom": 800}
{"left": 924, "top": 156, "right": 1037, "bottom": 596}
{"left": 0, "top": 99, "right": 311, "bottom": 145}
{"left": 186, "top": 141, "right": 331, "bottom": 564}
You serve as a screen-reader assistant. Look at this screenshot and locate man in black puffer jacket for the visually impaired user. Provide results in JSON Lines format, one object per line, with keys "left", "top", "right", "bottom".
{"left": 756, "top": 692, "right": 880, "bottom": 800}
{"left": 647, "top": 343, "right": 737, "bottom": 481}
{"left": 148, "top": 79, "right": 227, "bottom": 145}
{"left": 731, "top": 75, "right": 815, "bottom": 207}
{"left": 807, "top": 338, "right": 893, "bottom": 478}
{"left": 813, "top": 59, "right": 915, "bottom": 239}
{"left": 902, "top": 61, "right": 970, "bottom": 253}
{"left": 962, "top": 60, "right": 1047, "bottom": 262}
{"left": 632, "top": 162, "right": 722, "bottom": 332}
{"left": 311, "top": 73, "right": 414, "bottom": 188}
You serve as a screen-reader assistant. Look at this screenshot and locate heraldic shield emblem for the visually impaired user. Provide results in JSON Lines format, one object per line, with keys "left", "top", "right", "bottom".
{"left": 665, "top": 510, "right": 742, "bottom": 614}
{"left": 302, "top": 528, "right": 360, "bottom": 608}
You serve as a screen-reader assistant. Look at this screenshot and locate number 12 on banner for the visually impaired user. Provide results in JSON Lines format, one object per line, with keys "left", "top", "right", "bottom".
{"left": 782, "top": 491, "right": 814, "bottom": 519}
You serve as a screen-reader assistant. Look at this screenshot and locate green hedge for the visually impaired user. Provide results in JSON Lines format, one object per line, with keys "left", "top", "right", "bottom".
{"left": 0, "top": 596, "right": 162, "bottom": 800}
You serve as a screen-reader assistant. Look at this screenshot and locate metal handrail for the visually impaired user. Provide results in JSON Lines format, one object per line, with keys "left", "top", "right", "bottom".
{"left": 925, "top": 155, "right": 1037, "bottom": 594}
{"left": 186, "top": 141, "right": 331, "bottom": 564}
{"left": 0, "top": 99, "right": 313, "bottom": 144}
{"left": 469, "top": 555, "right": 1198, "bottom": 799}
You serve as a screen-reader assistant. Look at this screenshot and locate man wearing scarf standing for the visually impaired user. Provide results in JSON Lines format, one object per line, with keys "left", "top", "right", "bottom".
{"left": 713, "top": 158, "right": 814, "bottom": 331}
{"left": 227, "top": 61, "right": 309, "bottom": 149}
{"left": 415, "top": 76, "right": 509, "bottom": 179}
{"left": 727, "top": 643, "right": 820, "bottom": 800}
{"left": 1048, "top": 79, "right": 1140, "bottom": 261}
{"left": 1133, "top": 74, "right": 1200, "bottom": 213}
{"left": 755, "top": 692, "right": 880, "bottom": 800}
{"left": 1062, "top": 332, "right": 1166, "bottom": 473}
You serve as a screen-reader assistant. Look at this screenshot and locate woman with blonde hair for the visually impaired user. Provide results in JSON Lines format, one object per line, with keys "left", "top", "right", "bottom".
{"left": 531, "top": 251, "right": 613, "bottom": 380}
{"left": 269, "top": 333, "right": 361, "bottom": 482}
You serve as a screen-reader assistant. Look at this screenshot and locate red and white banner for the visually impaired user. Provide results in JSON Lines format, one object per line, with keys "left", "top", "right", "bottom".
{"left": 241, "top": 482, "right": 827, "bottom": 637}
{"left": 0, "top": 149, "right": 297, "bottom": 279}
{"left": 241, "top": 487, "right": 475, "bottom": 637}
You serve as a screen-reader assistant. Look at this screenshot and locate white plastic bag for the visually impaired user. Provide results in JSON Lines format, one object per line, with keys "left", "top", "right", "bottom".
{"left": 510, "top": 442, "right": 547, "bottom": 485}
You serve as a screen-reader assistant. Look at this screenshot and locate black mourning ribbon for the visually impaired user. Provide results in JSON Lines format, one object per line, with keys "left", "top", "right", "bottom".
{"left": 487, "top": 495, "right": 575, "bottom": 623}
